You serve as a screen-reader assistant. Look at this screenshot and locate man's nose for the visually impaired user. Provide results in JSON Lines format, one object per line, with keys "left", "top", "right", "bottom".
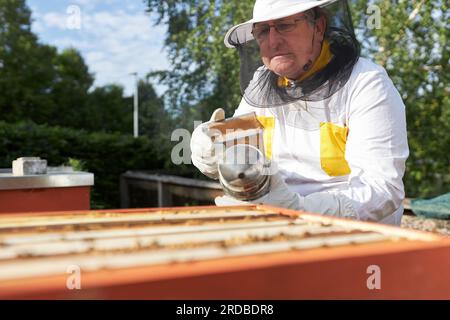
{"left": 268, "top": 26, "right": 283, "bottom": 48}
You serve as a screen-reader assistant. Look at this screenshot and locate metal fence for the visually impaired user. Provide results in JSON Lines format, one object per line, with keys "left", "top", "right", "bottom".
{"left": 120, "top": 171, "right": 223, "bottom": 208}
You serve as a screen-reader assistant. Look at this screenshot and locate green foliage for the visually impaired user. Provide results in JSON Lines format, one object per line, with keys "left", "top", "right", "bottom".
{"left": 0, "top": 0, "right": 173, "bottom": 209}
{"left": 46, "top": 48, "right": 94, "bottom": 129}
{"left": 0, "top": 121, "right": 165, "bottom": 208}
{"left": 138, "top": 78, "right": 175, "bottom": 169}
{"left": 85, "top": 84, "right": 132, "bottom": 133}
{"left": 0, "top": 0, "right": 58, "bottom": 122}
{"left": 146, "top": 0, "right": 253, "bottom": 125}
{"left": 139, "top": 79, "right": 172, "bottom": 139}
{"left": 0, "top": 0, "right": 168, "bottom": 136}
{"left": 65, "top": 158, "right": 86, "bottom": 172}
{"left": 147, "top": 0, "right": 449, "bottom": 198}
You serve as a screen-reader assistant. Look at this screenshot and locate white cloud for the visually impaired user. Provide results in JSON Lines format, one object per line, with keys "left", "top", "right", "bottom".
{"left": 70, "top": 0, "right": 117, "bottom": 12}
{"left": 42, "top": 12, "right": 67, "bottom": 29}
{"left": 29, "top": 1, "right": 168, "bottom": 96}
{"left": 85, "top": 51, "right": 105, "bottom": 62}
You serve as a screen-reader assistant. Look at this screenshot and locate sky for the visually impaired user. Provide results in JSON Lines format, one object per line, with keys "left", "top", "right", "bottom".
{"left": 26, "top": 0, "right": 169, "bottom": 96}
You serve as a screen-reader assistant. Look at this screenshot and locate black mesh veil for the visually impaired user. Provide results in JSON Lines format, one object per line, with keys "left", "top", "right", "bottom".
{"left": 228, "top": 0, "right": 360, "bottom": 108}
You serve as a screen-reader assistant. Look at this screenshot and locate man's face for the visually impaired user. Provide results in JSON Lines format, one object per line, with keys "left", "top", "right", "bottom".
{"left": 254, "top": 13, "right": 325, "bottom": 79}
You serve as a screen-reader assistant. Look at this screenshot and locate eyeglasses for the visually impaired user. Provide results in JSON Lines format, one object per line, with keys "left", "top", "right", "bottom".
{"left": 251, "top": 16, "right": 309, "bottom": 42}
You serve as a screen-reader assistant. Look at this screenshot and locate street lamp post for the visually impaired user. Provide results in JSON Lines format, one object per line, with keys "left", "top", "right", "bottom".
{"left": 131, "top": 72, "right": 139, "bottom": 138}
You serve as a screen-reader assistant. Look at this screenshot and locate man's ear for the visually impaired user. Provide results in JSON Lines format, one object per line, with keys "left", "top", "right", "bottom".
{"left": 315, "top": 15, "right": 327, "bottom": 40}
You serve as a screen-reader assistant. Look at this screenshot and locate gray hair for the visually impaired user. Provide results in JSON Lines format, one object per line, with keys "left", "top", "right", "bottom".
{"left": 304, "top": 7, "right": 330, "bottom": 38}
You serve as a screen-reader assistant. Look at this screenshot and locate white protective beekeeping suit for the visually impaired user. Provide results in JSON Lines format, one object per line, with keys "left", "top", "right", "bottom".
{"left": 191, "top": 0, "right": 409, "bottom": 226}
{"left": 229, "top": 57, "right": 409, "bottom": 226}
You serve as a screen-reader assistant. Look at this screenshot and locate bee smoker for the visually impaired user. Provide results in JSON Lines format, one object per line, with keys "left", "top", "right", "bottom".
{"left": 217, "top": 144, "right": 271, "bottom": 201}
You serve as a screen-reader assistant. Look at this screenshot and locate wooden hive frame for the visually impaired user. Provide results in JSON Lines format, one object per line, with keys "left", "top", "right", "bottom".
{"left": 0, "top": 205, "right": 449, "bottom": 300}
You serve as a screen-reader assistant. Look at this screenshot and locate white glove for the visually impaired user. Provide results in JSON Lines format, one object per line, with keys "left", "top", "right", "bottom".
{"left": 190, "top": 108, "right": 225, "bottom": 179}
{"left": 215, "top": 172, "right": 302, "bottom": 210}
{"left": 215, "top": 172, "right": 359, "bottom": 219}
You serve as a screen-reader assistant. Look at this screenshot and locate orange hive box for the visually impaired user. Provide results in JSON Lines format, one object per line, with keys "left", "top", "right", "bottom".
{"left": 0, "top": 205, "right": 449, "bottom": 299}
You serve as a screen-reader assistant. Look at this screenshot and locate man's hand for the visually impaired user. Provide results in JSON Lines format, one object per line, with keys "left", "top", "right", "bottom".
{"left": 215, "top": 172, "right": 303, "bottom": 210}
{"left": 190, "top": 108, "right": 225, "bottom": 179}
{"left": 216, "top": 172, "right": 360, "bottom": 220}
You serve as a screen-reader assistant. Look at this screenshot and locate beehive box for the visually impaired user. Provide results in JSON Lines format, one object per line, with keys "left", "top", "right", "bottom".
{"left": 0, "top": 205, "right": 449, "bottom": 299}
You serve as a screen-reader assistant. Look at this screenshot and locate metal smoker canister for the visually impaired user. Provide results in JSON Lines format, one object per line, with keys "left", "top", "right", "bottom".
{"left": 218, "top": 144, "right": 271, "bottom": 201}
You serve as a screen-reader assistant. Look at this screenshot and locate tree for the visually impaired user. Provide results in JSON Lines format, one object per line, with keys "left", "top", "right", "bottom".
{"left": 85, "top": 84, "right": 131, "bottom": 133}
{"left": 0, "top": 0, "right": 57, "bottom": 122}
{"left": 0, "top": 1, "right": 94, "bottom": 128}
{"left": 147, "top": 0, "right": 449, "bottom": 197}
{"left": 138, "top": 79, "right": 170, "bottom": 138}
{"left": 48, "top": 48, "right": 94, "bottom": 129}
{"left": 146, "top": 0, "right": 253, "bottom": 126}
{"left": 0, "top": 1, "right": 133, "bottom": 134}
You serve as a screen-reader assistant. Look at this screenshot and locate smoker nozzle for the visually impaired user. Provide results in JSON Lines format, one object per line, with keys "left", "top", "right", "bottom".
{"left": 218, "top": 144, "right": 271, "bottom": 201}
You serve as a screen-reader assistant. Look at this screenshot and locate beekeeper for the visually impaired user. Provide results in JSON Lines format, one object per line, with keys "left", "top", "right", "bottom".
{"left": 190, "top": 0, "right": 409, "bottom": 225}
